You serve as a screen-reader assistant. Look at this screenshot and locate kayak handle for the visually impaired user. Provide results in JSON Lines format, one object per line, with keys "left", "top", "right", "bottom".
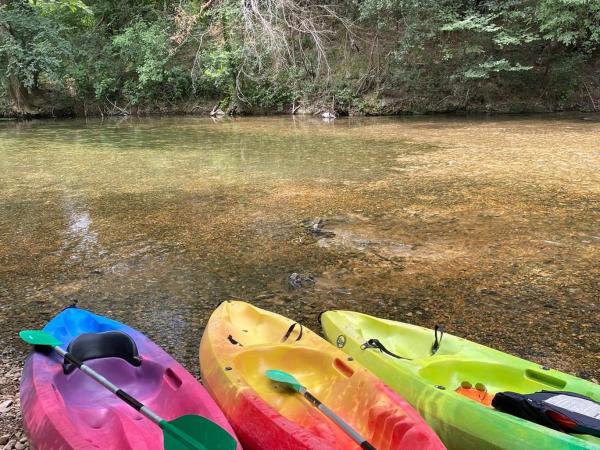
{"left": 360, "top": 339, "right": 412, "bottom": 360}
{"left": 281, "top": 322, "right": 303, "bottom": 342}
{"left": 525, "top": 369, "right": 566, "bottom": 389}
{"left": 431, "top": 325, "right": 444, "bottom": 355}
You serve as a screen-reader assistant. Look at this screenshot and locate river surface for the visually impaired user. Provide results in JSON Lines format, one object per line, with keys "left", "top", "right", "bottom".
{"left": 1, "top": 115, "right": 599, "bottom": 400}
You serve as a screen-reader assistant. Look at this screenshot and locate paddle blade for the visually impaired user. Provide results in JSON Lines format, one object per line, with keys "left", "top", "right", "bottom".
{"left": 265, "top": 369, "right": 302, "bottom": 392}
{"left": 19, "top": 330, "right": 61, "bottom": 347}
{"left": 162, "top": 415, "right": 237, "bottom": 450}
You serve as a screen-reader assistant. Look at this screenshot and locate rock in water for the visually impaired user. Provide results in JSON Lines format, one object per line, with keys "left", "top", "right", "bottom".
{"left": 305, "top": 217, "right": 335, "bottom": 238}
{"left": 288, "top": 272, "right": 302, "bottom": 289}
{"left": 287, "top": 273, "right": 315, "bottom": 289}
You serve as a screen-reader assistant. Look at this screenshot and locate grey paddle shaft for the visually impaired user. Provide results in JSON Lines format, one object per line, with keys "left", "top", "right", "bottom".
{"left": 53, "top": 346, "right": 163, "bottom": 425}
{"left": 299, "top": 387, "right": 377, "bottom": 450}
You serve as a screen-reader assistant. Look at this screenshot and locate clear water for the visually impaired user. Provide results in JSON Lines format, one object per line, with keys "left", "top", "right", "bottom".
{"left": 1, "top": 115, "right": 598, "bottom": 380}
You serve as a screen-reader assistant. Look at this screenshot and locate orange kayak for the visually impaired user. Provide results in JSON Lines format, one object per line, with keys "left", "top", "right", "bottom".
{"left": 199, "top": 300, "right": 445, "bottom": 450}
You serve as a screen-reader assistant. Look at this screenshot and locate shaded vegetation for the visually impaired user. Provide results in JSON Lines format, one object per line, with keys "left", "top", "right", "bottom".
{"left": 1, "top": 0, "right": 600, "bottom": 116}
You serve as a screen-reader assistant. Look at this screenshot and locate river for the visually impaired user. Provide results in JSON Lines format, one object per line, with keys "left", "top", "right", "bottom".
{"left": 0, "top": 115, "right": 599, "bottom": 434}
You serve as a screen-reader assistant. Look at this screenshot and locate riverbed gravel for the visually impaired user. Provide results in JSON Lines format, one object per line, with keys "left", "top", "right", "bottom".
{"left": 0, "top": 359, "right": 27, "bottom": 449}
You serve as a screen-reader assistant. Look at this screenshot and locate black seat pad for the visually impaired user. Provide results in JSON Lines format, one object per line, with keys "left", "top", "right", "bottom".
{"left": 63, "top": 331, "right": 142, "bottom": 374}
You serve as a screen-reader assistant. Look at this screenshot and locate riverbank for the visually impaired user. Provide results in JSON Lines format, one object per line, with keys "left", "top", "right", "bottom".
{"left": 5, "top": 0, "right": 600, "bottom": 125}
{"left": 2, "top": 89, "right": 599, "bottom": 120}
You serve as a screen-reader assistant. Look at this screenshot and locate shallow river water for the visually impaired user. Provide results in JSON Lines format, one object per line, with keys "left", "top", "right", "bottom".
{"left": 0, "top": 116, "right": 599, "bottom": 429}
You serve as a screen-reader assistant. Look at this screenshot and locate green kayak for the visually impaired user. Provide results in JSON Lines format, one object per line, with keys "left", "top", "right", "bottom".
{"left": 320, "top": 310, "right": 600, "bottom": 450}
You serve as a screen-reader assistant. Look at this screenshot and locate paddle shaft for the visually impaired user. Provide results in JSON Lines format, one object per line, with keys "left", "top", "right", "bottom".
{"left": 53, "top": 346, "right": 164, "bottom": 425}
{"left": 299, "top": 387, "right": 376, "bottom": 450}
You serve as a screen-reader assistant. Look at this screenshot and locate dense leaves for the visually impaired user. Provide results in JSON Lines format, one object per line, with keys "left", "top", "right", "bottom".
{"left": 0, "top": 2, "right": 71, "bottom": 90}
{"left": 1, "top": 0, "right": 599, "bottom": 115}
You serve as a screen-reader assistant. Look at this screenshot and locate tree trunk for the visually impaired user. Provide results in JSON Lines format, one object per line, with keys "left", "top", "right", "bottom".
{"left": 0, "top": 15, "right": 43, "bottom": 116}
{"left": 7, "top": 74, "right": 39, "bottom": 115}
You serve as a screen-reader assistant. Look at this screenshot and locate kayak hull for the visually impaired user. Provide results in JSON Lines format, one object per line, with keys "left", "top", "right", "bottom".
{"left": 320, "top": 310, "right": 600, "bottom": 450}
{"left": 200, "top": 300, "right": 445, "bottom": 450}
{"left": 21, "top": 307, "right": 240, "bottom": 450}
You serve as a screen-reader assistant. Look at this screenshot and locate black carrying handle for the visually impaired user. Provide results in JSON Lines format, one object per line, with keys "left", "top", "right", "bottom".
{"left": 281, "top": 322, "right": 303, "bottom": 342}
{"left": 362, "top": 323, "right": 445, "bottom": 360}
{"left": 431, "top": 324, "right": 444, "bottom": 355}
{"left": 361, "top": 339, "right": 412, "bottom": 360}
{"left": 227, "top": 335, "right": 243, "bottom": 346}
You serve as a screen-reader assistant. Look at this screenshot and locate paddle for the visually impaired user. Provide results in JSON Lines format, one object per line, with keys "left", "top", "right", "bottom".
{"left": 20, "top": 330, "right": 236, "bottom": 450}
{"left": 265, "top": 369, "right": 377, "bottom": 450}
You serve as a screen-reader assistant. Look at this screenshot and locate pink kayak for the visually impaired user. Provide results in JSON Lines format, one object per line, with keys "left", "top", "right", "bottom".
{"left": 20, "top": 306, "right": 241, "bottom": 450}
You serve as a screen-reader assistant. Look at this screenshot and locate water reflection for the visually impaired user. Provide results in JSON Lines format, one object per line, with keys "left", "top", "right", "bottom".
{"left": 63, "top": 204, "right": 99, "bottom": 262}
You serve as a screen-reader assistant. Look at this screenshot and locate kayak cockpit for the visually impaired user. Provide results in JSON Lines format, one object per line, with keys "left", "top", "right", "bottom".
{"left": 54, "top": 357, "right": 165, "bottom": 407}
{"left": 233, "top": 346, "right": 356, "bottom": 419}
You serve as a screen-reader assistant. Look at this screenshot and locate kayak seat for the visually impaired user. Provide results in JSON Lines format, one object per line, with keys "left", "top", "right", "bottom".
{"left": 63, "top": 331, "right": 142, "bottom": 374}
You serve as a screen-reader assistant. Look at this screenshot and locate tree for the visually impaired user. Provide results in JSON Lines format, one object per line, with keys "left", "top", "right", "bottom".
{"left": 0, "top": 0, "right": 86, "bottom": 114}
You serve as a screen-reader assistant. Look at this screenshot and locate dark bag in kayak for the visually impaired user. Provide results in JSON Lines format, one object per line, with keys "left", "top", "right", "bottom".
{"left": 492, "top": 390, "right": 600, "bottom": 437}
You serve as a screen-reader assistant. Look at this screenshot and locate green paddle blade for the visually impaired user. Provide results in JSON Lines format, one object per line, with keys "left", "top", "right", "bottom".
{"left": 19, "top": 330, "right": 61, "bottom": 347}
{"left": 265, "top": 369, "right": 302, "bottom": 392}
{"left": 162, "top": 415, "right": 237, "bottom": 450}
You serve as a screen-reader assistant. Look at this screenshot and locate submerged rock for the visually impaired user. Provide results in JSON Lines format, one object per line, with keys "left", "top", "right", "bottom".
{"left": 287, "top": 272, "right": 315, "bottom": 289}
{"left": 304, "top": 217, "right": 335, "bottom": 238}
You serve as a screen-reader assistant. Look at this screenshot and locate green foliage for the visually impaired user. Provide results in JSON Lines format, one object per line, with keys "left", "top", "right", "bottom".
{"left": 461, "top": 59, "right": 532, "bottom": 80}
{"left": 537, "top": 0, "right": 600, "bottom": 49}
{"left": 0, "top": 1, "right": 71, "bottom": 89}
{"left": 111, "top": 20, "right": 173, "bottom": 103}
{"left": 32, "top": 0, "right": 92, "bottom": 14}
{"left": 1, "top": 0, "right": 600, "bottom": 115}
{"left": 440, "top": 14, "right": 500, "bottom": 33}
{"left": 355, "top": 0, "right": 600, "bottom": 109}
{"left": 192, "top": 44, "right": 238, "bottom": 98}
{"left": 65, "top": 16, "right": 192, "bottom": 105}
{"left": 239, "top": 70, "right": 303, "bottom": 109}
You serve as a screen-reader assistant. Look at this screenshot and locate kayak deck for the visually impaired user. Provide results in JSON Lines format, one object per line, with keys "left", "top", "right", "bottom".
{"left": 321, "top": 310, "right": 600, "bottom": 450}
